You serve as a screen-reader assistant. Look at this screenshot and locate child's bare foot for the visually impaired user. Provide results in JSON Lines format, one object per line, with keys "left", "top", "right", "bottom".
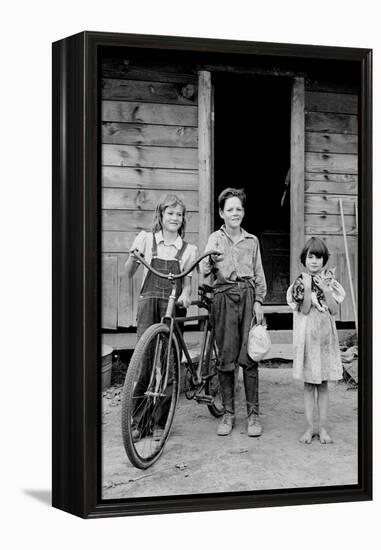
{"left": 299, "top": 429, "right": 314, "bottom": 444}
{"left": 318, "top": 428, "right": 333, "bottom": 444}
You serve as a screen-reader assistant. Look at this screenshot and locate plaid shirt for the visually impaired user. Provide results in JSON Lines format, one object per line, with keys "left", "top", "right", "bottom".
{"left": 200, "top": 225, "right": 267, "bottom": 304}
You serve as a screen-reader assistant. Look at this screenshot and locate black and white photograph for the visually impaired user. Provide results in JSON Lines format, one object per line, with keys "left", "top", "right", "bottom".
{"left": 98, "top": 41, "right": 364, "bottom": 501}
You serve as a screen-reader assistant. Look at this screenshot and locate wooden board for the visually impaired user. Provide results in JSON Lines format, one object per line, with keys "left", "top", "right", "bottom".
{"left": 306, "top": 112, "right": 357, "bottom": 134}
{"left": 102, "top": 122, "right": 198, "bottom": 147}
{"left": 305, "top": 214, "right": 357, "bottom": 235}
{"left": 305, "top": 178, "right": 357, "bottom": 195}
{"left": 102, "top": 255, "right": 118, "bottom": 329}
{"left": 102, "top": 210, "right": 200, "bottom": 233}
{"left": 305, "top": 194, "right": 357, "bottom": 215}
{"left": 305, "top": 152, "right": 357, "bottom": 174}
{"left": 102, "top": 188, "right": 198, "bottom": 211}
{"left": 305, "top": 179, "right": 357, "bottom": 195}
{"left": 102, "top": 144, "right": 198, "bottom": 169}
{"left": 102, "top": 78, "right": 198, "bottom": 105}
{"left": 101, "top": 58, "right": 197, "bottom": 84}
{"left": 290, "top": 77, "right": 305, "bottom": 282}
{"left": 305, "top": 91, "right": 358, "bottom": 114}
{"left": 334, "top": 252, "right": 358, "bottom": 322}
{"left": 102, "top": 100, "right": 198, "bottom": 126}
{"left": 306, "top": 132, "right": 358, "bottom": 154}
{"left": 198, "top": 70, "right": 213, "bottom": 252}
{"left": 117, "top": 254, "right": 143, "bottom": 328}
{"left": 306, "top": 79, "right": 359, "bottom": 95}
{"left": 305, "top": 172, "right": 357, "bottom": 183}
{"left": 102, "top": 166, "right": 198, "bottom": 190}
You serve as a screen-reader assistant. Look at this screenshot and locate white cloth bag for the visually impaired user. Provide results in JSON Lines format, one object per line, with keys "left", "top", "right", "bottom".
{"left": 248, "top": 323, "right": 271, "bottom": 361}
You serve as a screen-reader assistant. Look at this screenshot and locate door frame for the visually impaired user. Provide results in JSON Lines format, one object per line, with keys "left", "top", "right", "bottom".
{"left": 198, "top": 71, "right": 306, "bottom": 287}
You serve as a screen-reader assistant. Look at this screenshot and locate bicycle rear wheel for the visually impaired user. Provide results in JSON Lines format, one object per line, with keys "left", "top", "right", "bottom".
{"left": 121, "top": 323, "right": 180, "bottom": 469}
{"left": 203, "top": 330, "right": 224, "bottom": 417}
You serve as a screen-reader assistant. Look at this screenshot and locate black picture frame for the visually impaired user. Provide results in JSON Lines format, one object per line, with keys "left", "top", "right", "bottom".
{"left": 52, "top": 31, "right": 372, "bottom": 519}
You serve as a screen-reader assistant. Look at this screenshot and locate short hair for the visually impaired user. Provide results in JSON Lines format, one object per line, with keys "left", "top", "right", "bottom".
{"left": 152, "top": 194, "right": 186, "bottom": 237}
{"left": 300, "top": 237, "right": 330, "bottom": 267}
{"left": 218, "top": 187, "right": 246, "bottom": 210}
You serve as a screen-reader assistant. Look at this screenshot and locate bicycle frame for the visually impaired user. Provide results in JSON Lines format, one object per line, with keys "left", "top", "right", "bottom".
{"left": 161, "top": 281, "right": 213, "bottom": 387}
{"left": 132, "top": 248, "right": 220, "bottom": 398}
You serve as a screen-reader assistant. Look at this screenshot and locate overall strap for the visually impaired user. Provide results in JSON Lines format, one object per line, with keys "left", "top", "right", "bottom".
{"left": 151, "top": 232, "right": 158, "bottom": 257}
{"left": 175, "top": 240, "right": 188, "bottom": 261}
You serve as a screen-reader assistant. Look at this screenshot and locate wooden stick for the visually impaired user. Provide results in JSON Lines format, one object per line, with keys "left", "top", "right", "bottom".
{"left": 339, "top": 198, "right": 358, "bottom": 332}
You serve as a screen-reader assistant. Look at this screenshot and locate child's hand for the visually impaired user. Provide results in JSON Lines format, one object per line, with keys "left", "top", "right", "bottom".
{"left": 177, "top": 292, "right": 192, "bottom": 309}
{"left": 253, "top": 301, "right": 264, "bottom": 325}
{"left": 211, "top": 252, "right": 224, "bottom": 263}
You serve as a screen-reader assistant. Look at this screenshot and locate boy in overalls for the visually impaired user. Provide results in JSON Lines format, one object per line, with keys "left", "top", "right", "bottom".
{"left": 125, "top": 195, "right": 197, "bottom": 440}
{"left": 201, "top": 188, "right": 267, "bottom": 437}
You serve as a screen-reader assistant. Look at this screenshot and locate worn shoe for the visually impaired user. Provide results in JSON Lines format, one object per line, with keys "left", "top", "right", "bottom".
{"left": 247, "top": 414, "right": 262, "bottom": 437}
{"left": 217, "top": 413, "right": 235, "bottom": 436}
{"left": 153, "top": 427, "right": 164, "bottom": 441}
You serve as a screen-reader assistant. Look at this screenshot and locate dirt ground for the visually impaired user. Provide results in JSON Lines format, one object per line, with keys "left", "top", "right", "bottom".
{"left": 102, "top": 365, "right": 357, "bottom": 500}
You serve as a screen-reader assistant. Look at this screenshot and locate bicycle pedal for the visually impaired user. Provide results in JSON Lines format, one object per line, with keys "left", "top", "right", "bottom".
{"left": 194, "top": 395, "right": 213, "bottom": 404}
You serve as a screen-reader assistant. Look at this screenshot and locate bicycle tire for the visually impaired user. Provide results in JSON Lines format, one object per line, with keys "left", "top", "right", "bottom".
{"left": 121, "top": 323, "right": 180, "bottom": 469}
{"left": 203, "top": 330, "right": 224, "bottom": 418}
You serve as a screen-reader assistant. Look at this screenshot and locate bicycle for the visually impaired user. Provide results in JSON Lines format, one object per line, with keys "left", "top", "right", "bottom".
{"left": 121, "top": 249, "right": 224, "bottom": 469}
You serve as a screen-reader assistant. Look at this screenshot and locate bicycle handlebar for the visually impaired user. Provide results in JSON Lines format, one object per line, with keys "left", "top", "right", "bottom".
{"left": 132, "top": 249, "right": 222, "bottom": 280}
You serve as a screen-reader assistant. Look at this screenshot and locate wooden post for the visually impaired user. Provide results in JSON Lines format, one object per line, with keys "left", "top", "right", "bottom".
{"left": 290, "top": 77, "right": 305, "bottom": 282}
{"left": 198, "top": 70, "right": 213, "bottom": 253}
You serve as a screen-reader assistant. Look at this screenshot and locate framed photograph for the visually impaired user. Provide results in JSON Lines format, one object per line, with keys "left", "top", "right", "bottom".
{"left": 52, "top": 31, "right": 372, "bottom": 518}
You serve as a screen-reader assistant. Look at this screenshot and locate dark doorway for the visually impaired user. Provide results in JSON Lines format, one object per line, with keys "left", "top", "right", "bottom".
{"left": 213, "top": 73, "right": 291, "bottom": 305}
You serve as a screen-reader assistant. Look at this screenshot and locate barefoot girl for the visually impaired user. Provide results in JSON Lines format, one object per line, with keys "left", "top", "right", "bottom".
{"left": 287, "top": 237, "right": 345, "bottom": 444}
{"left": 125, "top": 194, "right": 197, "bottom": 440}
{"left": 201, "top": 188, "right": 267, "bottom": 437}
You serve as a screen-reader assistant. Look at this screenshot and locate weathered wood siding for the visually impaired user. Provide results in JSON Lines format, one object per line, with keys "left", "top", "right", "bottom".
{"left": 305, "top": 85, "right": 358, "bottom": 321}
{"left": 102, "top": 58, "right": 199, "bottom": 328}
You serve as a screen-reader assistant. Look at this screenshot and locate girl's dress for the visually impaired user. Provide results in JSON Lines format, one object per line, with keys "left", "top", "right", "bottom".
{"left": 286, "top": 269, "right": 345, "bottom": 384}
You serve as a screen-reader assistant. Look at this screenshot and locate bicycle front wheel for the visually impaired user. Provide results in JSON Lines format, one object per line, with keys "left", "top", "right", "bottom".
{"left": 121, "top": 323, "right": 180, "bottom": 469}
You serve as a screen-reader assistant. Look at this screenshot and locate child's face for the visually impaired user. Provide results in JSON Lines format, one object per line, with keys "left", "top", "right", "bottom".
{"left": 161, "top": 204, "right": 184, "bottom": 234}
{"left": 305, "top": 251, "right": 324, "bottom": 274}
{"left": 219, "top": 196, "right": 244, "bottom": 231}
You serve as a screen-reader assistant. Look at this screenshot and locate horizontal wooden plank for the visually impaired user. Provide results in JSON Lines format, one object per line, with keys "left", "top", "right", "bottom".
{"left": 305, "top": 178, "right": 358, "bottom": 195}
{"left": 305, "top": 152, "right": 357, "bottom": 174}
{"left": 102, "top": 122, "right": 198, "bottom": 147}
{"left": 101, "top": 58, "right": 197, "bottom": 84}
{"left": 102, "top": 166, "right": 198, "bottom": 190}
{"left": 102, "top": 210, "right": 200, "bottom": 233}
{"left": 102, "top": 100, "right": 198, "bottom": 126}
{"left": 102, "top": 188, "right": 198, "bottom": 211}
{"left": 305, "top": 214, "right": 357, "bottom": 235}
{"left": 306, "top": 132, "right": 357, "bottom": 154}
{"left": 102, "top": 78, "right": 198, "bottom": 105}
{"left": 306, "top": 112, "right": 357, "bottom": 134}
{"left": 305, "top": 79, "right": 359, "bottom": 95}
{"left": 305, "top": 172, "right": 358, "bottom": 184}
{"left": 305, "top": 91, "right": 358, "bottom": 114}
{"left": 305, "top": 194, "right": 357, "bottom": 216}
{"left": 102, "top": 144, "right": 198, "bottom": 169}
{"left": 308, "top": 234, "right": 357, "bottom": 254}
{"left": 102, "top": 230, "right": 198, "bottom": 253}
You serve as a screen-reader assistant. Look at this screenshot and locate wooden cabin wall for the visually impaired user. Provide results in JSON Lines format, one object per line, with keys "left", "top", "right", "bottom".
{"left": 304, "top": 82, "right": 358, "bottom": 321}
{"left": 101, "top": 58, "right": 199, "bottom": 329}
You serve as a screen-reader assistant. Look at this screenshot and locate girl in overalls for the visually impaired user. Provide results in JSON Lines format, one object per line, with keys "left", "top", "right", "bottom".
{"left": 125, "top": 194, "right": 197, "bottom": 440}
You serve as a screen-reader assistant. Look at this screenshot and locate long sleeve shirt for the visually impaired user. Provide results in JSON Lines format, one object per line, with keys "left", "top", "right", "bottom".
{"left": 200, "top": 225, "right": 267, "bottom": 304}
